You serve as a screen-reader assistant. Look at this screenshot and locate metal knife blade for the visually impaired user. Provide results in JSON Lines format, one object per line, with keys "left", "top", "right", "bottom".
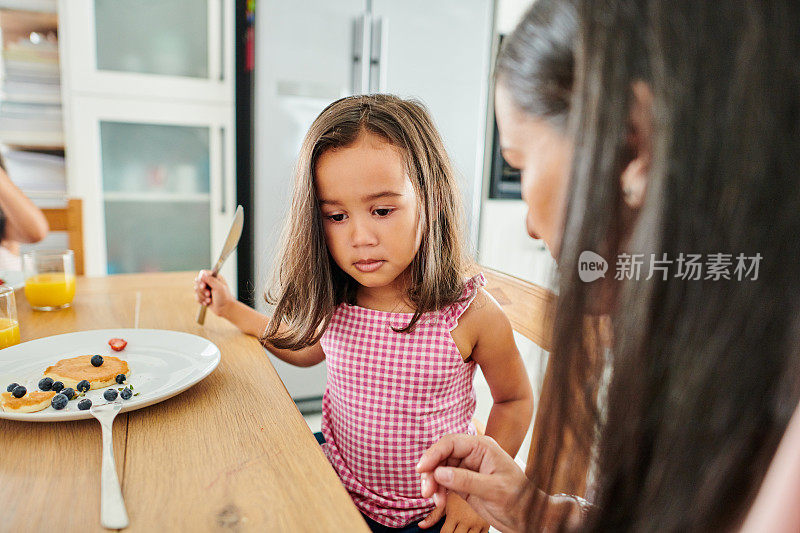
{"left": 211, "top": 205, "right": 244, "bottom": 275}
{"left": 197, "top": 205, "right": 244, "bottom": 324}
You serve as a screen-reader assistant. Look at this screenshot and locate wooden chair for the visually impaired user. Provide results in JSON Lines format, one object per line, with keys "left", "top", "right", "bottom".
{"left": 41, "top": 198, "right": 84, "bottom": 275}
{"left": 480, "top": 265, "right": 589, "bottom": 497}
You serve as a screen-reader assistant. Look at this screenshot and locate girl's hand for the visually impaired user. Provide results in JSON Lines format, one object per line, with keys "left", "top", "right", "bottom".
{"left": 194, "top": 270, "right": 235, "bottom": 318}
{"left": 418, "top": 501, "right": 445, "bottom": 530}
{"left": 425, "top": 491, "right": 489, "bottom": 532}
{"left": 417, "top": 434, "right": 534, "bottom": 533}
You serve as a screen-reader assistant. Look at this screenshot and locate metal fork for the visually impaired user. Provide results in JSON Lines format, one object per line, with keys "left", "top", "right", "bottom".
{"left": 90, "top": 399, "right": 130, "bottom": 529}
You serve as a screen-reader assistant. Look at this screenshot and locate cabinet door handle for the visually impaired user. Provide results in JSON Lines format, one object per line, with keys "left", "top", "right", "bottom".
{"left": 219, "top": 0, "right": 226, "bottom": 82}
{"left": 220, "top": 126, "right": 227, "bottom": 215}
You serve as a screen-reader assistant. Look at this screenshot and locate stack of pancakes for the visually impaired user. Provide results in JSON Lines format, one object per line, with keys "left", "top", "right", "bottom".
{"left": 1, "top": 355, "right": 130, "bottom": 413}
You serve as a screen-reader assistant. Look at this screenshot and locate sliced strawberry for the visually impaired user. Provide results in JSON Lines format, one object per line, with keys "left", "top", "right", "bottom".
{"left": 108, "top": 338, "right": 127, "bottom": 351}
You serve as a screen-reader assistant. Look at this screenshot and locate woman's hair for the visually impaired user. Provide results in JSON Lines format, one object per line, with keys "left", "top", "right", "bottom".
{"left": 263, "top": 94, "right": 469, "bottom": 350}
{"left": 522, "top": 0, "right": 800, "bottom": 531}
{"left": 495, "top": 0, "right": 576, "bottom": 131}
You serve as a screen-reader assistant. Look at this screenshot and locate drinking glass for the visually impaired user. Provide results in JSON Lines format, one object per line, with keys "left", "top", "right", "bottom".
{"left": 22, "top": 250, "right": 77, "bottom": 311}
{"left": 0, "top": 286, "right": 20, "bottom": 348}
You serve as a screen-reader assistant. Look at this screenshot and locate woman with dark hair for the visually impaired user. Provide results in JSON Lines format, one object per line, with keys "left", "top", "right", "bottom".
{"left": 417, "top": 0, "right": 800, "bottom": 531}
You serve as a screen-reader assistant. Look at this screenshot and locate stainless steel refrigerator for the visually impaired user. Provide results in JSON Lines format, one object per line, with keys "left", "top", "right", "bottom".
{"left": 253, "top": 0, "right": 494, "bottom": 410}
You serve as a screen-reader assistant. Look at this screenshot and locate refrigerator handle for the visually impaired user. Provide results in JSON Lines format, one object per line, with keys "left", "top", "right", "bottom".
{"left": 352, "top": 13, "right": 372, "bottom": 94}
{"left": 369, "top": 17, "right": 388, "bottom": 93}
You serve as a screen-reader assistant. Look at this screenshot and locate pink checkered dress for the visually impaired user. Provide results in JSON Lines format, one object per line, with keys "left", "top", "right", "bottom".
{"left": 320, "top": 274, "right": 485, "bottom": 527}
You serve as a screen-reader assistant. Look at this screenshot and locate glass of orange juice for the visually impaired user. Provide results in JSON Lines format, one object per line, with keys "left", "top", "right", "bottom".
{"left": 22, "top": 250, "right": 77, "bottom": 311}
{"left": 0, "top": 286, "right": 20, "bottom": 349}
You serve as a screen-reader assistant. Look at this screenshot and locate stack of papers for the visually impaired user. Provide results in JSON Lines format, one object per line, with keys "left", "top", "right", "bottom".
{"left": 0, "top": 32, "right": 63, "bottom": 146}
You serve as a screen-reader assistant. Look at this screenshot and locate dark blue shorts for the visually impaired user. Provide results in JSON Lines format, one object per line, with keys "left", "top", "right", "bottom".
{"left": 362, "top": 513, "right": 445, "bottom": 533}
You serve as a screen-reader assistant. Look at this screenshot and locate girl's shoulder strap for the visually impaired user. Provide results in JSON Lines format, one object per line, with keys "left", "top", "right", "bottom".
{"left": 440, "top": 272, "right": 487, "bottom": 331}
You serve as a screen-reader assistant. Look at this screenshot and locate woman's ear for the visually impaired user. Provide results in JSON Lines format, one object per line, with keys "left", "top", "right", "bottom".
{"left": 620, "top": 81, "right": 654, "bottom": 209}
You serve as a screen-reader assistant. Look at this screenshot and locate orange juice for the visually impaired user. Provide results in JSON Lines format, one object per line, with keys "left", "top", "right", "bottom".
{"left": 0, "top": 317, "right": 20, "bottom": 349}
{"left": 24, "top": 273, "right": 76, "bottom": 309}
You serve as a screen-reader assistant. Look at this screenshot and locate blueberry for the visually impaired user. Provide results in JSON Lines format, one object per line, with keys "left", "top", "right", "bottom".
{"left": 61, "top": 387, "right": 76, "bottom": 400}
{"left": 12, "top": 385, "right": 26, "bottom": 398}
{"left": 91, "top": 355, "right": 104, "bottom": 367}
{"left": 76, "top": 380, "right": 91, "bottom": 393}
{"left": 6, "top": 382, "right": 19, "bottom": 392}
{"left": 51, "top": 381, "right": 64, "bottom": 393}
{"left": 77, "top": 398, "right": 92, "bottom": 410}
{"left": 38, "top": 377, "right": 54, "bottom": 391}
{"left": 103, "top": 389, "right": 118, "bottom": 401}
{"left": 51, "top": 394, "right": 68, "bottom": 410}
{"left": 120, "top": 387, "right": 133, "bottom": 400}
{"left": 115, "top": 374, "right": 126, "bottom": 384}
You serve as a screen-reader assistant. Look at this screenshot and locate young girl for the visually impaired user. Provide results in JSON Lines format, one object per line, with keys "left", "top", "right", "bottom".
{"left": 195, "top": 95, "right": 533, "bottom": 533}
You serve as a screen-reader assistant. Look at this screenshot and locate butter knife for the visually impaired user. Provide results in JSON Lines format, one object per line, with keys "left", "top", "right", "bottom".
{"left": 197, "top": 205, "right": 244, "bottom": 325}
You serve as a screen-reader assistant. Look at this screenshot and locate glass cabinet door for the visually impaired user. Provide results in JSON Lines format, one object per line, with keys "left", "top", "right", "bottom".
{"left": 99, "top": 121, "right": 211, "bottom": 274}
{"left": 67, "top": 96, "right": 235, "bottom": 285}
{"left": 61, "top": 0, "right": 232, "bottom": 102}
{"left": 94, "top": 0, "right": 209, "bottom": 78}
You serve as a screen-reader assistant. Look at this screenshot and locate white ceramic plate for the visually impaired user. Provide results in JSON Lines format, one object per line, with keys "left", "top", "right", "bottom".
{"left": 0, "top": 270, "right": 24, "bottom": 291}
{"left": 0, "top": 328, "right": 221, "bottom": 422}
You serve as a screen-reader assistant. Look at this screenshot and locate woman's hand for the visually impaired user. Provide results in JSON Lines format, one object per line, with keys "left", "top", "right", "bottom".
{"left": 194, "top": 270, "right": 235, "bottom": 318}
{"left": 417, "top": 434, "right": 534, "bottom": 533}
{"left": 417, "top": 435, "right": 587, "bottom": 532}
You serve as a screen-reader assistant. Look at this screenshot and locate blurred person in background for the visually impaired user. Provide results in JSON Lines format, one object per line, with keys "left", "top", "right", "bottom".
{"left": 0, "top": 159, "right": 49, "bottom": 270}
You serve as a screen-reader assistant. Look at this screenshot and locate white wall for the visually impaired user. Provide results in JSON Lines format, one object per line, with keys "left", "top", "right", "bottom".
{"left": 495, "top": 0, "right": 533, "bottom": 33}
{"left": 478, "top": 200, "right": 555, "bottom": 287}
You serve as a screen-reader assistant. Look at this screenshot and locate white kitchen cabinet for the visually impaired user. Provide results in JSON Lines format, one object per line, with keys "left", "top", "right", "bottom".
{"left": 58, "top": 0, "right": 236, "bottom": 287}
{"left": 59, "top": 0, "right": 233, "bottom": 103}
{"left": 66, "top": 95, "right": 236, "bottom": 283}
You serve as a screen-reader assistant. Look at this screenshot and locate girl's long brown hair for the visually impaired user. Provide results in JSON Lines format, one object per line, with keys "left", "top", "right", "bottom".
{"left": 263, "top": 94, "right": 469, "bottom": 350}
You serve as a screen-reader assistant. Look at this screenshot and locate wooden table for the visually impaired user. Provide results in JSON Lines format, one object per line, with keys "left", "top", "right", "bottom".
{"left": 0, "top": 272, "right": 368, "bottom": 532}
